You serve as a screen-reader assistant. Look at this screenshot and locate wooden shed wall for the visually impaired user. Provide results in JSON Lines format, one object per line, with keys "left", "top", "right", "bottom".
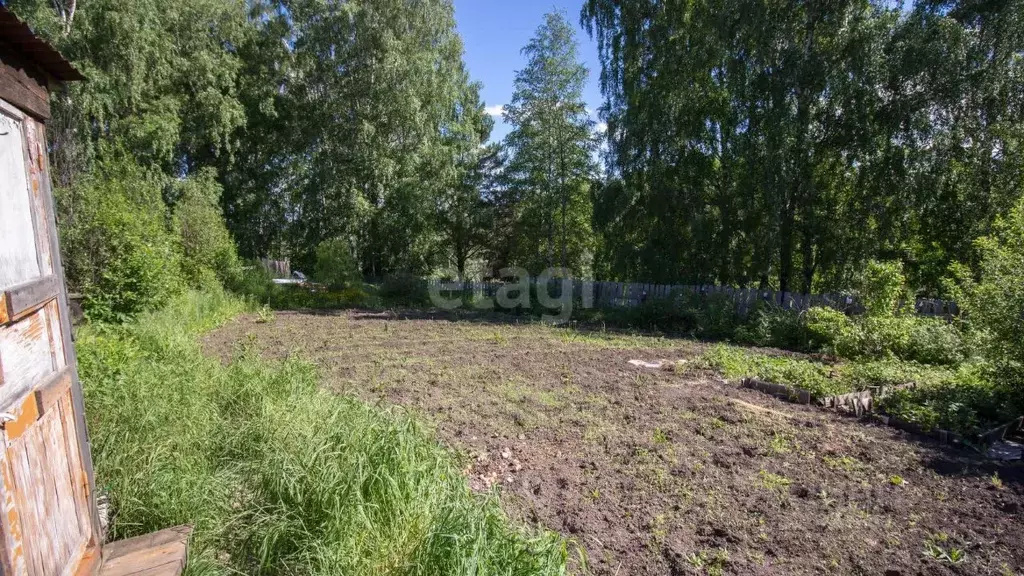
{"left": 0, "top": 47, "right": 100, "bottom": 575}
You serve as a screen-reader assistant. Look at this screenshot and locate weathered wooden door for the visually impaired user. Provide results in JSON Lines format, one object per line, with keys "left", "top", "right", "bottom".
{"left": 0, "top": 97, "right": 99, "bottom": 574}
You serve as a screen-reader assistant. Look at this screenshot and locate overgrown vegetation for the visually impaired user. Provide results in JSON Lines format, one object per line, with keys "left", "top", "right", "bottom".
{"left": 77, "top": 290, "right": 568, "bottom": 575}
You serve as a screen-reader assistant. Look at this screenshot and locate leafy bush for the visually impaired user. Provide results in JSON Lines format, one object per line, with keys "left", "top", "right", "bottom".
{"left": 858, "top": 260, "right": 909, "bottom": 317}
{"left": 949, "top": 196, "right": 1024, "bottom": 390}
{"left": 878, "top": 364, "right": 1016, "bottom": 436}
{"left": 806, "top": 307, "right": 861, "bottom": 357}
{"left": 313, "top": 238, "right": 361, "bottom": 290}
{"left": 692, "top": 292, "right": 742, "bottom": 339}
{"left": 170, "top": 169, "right": 241, "bottom": 289}
{"left": 57, "top": 156, "right": 182, "bottom": 322}
{"left": 78, "top": 290, "right": 569, "bottom": 574}
{"left": 590, "top": 291, "right": 741, "bottom": 338}
{"left": 905, "top": 319, "right": 965, "bottom": 366}
{"left": 735, "top": 305, "right": 814, "bottom": 351}
{"left": 838, "top": 360, "right": 950, "bottom": 390}
{"left": 805, "top": 306, "right": 964, "bottom": 365}
{"left": 227, "top": 263, "right": 277, "bottom": 301}
{"left": 858, "top": 316, "right": 914, "bottom": 358}
{"left": 380, "top": 273, "right": 429, "bottom": 306}
{"left": 338, "top": 286, "right": 373, "bottom": 307}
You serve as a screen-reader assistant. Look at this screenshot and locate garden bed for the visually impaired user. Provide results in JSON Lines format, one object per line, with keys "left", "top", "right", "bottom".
{"left": 205, "top": 309, "right": 1024, "bottom": 576}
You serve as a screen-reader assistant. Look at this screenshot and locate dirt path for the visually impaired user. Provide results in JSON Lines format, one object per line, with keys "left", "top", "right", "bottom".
{"left": 204, "top": 309, "right": 1024, "bottom": 576}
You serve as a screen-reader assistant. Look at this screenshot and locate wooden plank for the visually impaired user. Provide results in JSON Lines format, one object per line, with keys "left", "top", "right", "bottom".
{"left": 101, "top": 526, "right": 191, "bottom": 576}
{"left": 0, "top": 307, "right": 58, "bottom": 411}
{"left": 0, "top": 294, "right": 8, "bottom": 325}
{"left": 4, "top": 275, "right": 59, "bottom": 322}
{"left": 23, "top": 120, "right": 52, "bottom": 276}
{"left": 0, "top": 428, "right": 26, "bottom": 576}
{"left": 10, "top": 425, "right": 52, "bottom": 574}
{"left": 0, "top": 61, "right": 49, "bottom": 121}
{"left": 58, "top": 395, "right": 91, "bottom": 547}
{"left": 5, "top": 404, "right": 90, "bottom": 576}
{"left": 38, "top": 407, "right": 74, "bottom": 570}
{"left": 33, "top": 366, "right": 71, "bottom": 415}
{"left": 0, "top": 104, "right": 41, "bottom": 290}
{"left": 46, "top": 300, "right": 65, "bottom": 371}
{"left": 72, "top": 545, "right": 101, "bottom": 576}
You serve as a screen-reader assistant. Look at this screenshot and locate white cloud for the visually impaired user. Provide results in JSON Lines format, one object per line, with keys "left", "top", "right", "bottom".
{"left": 485, "top": 104, "right": 505, "bottom": 117}
{"left": 596, "top": 122, "right": 608, "bottom": 133}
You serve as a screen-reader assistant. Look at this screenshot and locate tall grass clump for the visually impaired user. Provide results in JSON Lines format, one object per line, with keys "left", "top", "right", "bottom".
{"left": 76, "top": 288, "right": 568, "bottom": 575}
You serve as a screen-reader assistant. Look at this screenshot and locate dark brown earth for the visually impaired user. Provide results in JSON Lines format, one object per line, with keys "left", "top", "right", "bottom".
{"left": 204, "top": 309, "right": 1024, "bottom": 576}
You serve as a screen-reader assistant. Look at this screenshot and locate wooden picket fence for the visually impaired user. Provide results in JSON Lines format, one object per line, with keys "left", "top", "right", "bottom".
{"left": 424, "top": 278, "right": 958, "bottom": 317}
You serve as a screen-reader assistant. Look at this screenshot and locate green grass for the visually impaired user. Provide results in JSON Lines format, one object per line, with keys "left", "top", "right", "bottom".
{"left": 697, "top": 345, "right": 846, "bottom": 398}
{"left": 77, "top": 288, "right": 568, "bottom": 575}
{"left": 696, "top": 343, "right": 1016, "bottom": 437}
{"left": 697, "top": 344, "right": 956, "bottom": 401}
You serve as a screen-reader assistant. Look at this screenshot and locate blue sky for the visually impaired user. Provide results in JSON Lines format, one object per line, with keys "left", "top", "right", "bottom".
{"left": 453, "top": 1, "right": 604, "bottom": 143}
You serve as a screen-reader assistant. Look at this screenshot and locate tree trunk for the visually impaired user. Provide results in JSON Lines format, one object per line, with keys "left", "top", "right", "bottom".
{"left": 558, "top": 121, "right": 568, "bottom": 271}
{"left": 778, "top": 204, "right": 795, "bottom": 300}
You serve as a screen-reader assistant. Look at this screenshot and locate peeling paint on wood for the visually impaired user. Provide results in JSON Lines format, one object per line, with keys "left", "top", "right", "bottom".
{"left": 58, "top": 394, "right": 91, "bottom": 545}
{"left": 46, "top": 301, "right": 65, "bottom": 372}
{"left": 0, "top": 307, "right": 58, "bottom": 412}
{"left": 0, "top": 437, "right": 26, "bottom": 575}
{"left": 0, "top": 105, "right": 41, "bottom": 290}
{"left": 22, "top": 120, "right": 51, "bottom": 276}
{"left": 2, "top": 392, "right": 39, "bottom": 444}
{"left": 0, "top": 63, "right": 100, "bottom": 572}
{"left": 7, "top": 398, "right": 90, "bottom": 575}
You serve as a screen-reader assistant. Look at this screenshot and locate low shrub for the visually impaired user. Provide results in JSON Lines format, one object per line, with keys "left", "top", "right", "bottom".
{"left": 313, "top": 238, "right": 361, "bottom": 290}
{"left": 805, "top": 307, "right": 964, "bottom": 365}
{"left": 878, "top": 364, "right": 1017, "bottom": 436}
{"left": 380, "top": 273, "right": 429, "bottom": 306}
{"left": 170, "top": 169, "right": 241, "bottom": 289}
{"left": 338, "top": 285, "right": 373, "bottom": 307}
{"left": 905, "top": 319, "right": 965, "bottom": 366}
{"left": 837, "top": 360, "right": 950, "bottom": 390}
{"left": 699, "top": 347, "right": 958, "bottom": 401}
{"left": 78, "top": 290, "right": 569, "bottom": 574}
{"left": 584, "top": 291, "right": 741, "bottom": 338}
{"left": 57, "top": 157, "right": 182, "bottom": 322}
{"left": 736, "top": 305, "right": 814, "bottom": 351}
{"left": 805, "top": 306, "right": 861, "bottom": 357}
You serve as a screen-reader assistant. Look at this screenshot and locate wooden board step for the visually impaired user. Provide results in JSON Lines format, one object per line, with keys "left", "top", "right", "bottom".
{"left": 99, "top": 525, "right": 192, "bottom": 576}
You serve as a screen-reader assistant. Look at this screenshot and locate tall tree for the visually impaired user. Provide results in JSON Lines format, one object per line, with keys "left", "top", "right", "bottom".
{"left": 216, "top": 0, "right": 483, "bottom": 276}
{"left": 433, "top": 75, "right": 496, "bottom": 278}
{"left": 7, "top": 0, "right": 248, "bottom": 184}
{"left": 502, "top": 12, "right": 598, "bottom": 275}
{"left": 583, "top": 0, "right": 1024, "bottom": 295}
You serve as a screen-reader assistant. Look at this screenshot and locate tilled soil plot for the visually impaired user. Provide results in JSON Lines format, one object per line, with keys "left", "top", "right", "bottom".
{"left": 204, "top": 309, "right": 1024, "bottom": 576}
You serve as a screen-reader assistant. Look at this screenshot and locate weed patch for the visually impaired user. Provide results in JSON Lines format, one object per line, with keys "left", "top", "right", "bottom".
{"left": 77, "top": 289, "right": 568, "bottom": 575}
